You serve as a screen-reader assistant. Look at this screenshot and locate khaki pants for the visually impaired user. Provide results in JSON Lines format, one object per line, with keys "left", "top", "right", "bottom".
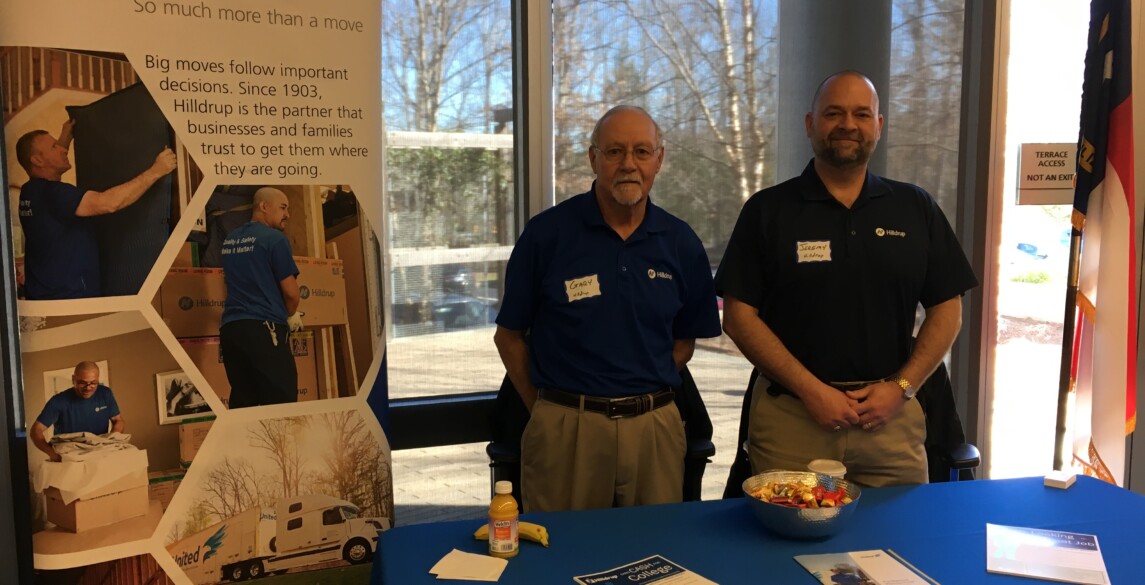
{"left": 747, "top": 377, "right": 928, "bottom": 487}
{"left": 520, "top": 398, "right": 686, "bottom": 512}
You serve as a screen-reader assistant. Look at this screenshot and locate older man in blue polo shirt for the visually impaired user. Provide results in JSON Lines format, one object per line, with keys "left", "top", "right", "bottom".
{"left": 716, "top": 71, "right": 978, "bottom": 487}
{"left": 30, "top": 361, "right": 124, "bottom": 462}
{"left": 495, "top": 106, "right": 722, "bottom": 512}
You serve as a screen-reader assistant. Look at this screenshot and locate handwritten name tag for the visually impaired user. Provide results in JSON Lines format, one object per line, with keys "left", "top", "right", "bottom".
{"left": 796, "top": 241, "right": 832, "bottom": 263}
{"left": 565, "top": 274, "right": 601, "bottom": 302}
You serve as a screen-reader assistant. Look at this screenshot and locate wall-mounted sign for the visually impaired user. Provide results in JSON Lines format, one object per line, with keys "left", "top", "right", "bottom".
{"left": 1017, "top": 142, "right": 1077, "bottom": 205}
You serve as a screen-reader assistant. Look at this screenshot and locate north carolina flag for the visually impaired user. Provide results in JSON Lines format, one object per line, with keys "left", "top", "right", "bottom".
{"left": 1069, "top": 0, "right": 1135, "bottom": 485}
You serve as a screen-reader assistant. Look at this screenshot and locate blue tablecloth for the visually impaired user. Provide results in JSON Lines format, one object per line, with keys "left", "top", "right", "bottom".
{"left": 374, "top": 476, "right": 1144, "bottom": 584}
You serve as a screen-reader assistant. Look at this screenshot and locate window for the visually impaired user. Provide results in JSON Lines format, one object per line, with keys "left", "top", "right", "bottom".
{"left": 987, "top": 0, "right": 1089, "bottom": 478}
{"left": 382, "top": 0, "right": 516, "bottom": 403}
{"left": 287, "top": 517, "right": 303, "bottom": 531}
{"left": 385, "top": 0, "right": 979, "bottom": 518}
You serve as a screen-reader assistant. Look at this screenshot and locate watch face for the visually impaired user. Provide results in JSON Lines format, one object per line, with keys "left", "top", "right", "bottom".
{"left": 896, "top": 377, "right": 916, "bottom": 399}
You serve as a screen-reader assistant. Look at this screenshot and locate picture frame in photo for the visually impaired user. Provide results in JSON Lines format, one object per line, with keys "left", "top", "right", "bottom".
{"left": 156, "top": 370, "right": 211, "bottom": 424}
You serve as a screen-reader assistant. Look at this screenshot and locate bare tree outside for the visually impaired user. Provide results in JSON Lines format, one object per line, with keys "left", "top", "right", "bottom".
{"left": 887, "top": 0, "right": 966, "bottom": 217}
{"left": 553, "top": 0, "right": 779, "bottom": 258}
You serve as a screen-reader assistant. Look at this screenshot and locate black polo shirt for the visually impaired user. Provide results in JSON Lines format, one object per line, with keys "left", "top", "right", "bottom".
{"left": 715, "top": 160, "right": 978, "bottom": 383}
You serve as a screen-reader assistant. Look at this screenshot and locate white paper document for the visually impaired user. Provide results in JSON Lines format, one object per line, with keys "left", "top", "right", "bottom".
{"left": 429, "top": 548, "right": 508, "bottom": 582}
{"left": 986, "top": 524, "right": 1110, "bottom": 584}
{"left": 573, "top": 554, "right": 717, "bottom": 585}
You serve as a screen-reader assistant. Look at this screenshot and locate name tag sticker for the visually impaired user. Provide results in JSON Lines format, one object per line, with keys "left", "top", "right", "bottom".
{"left": 565, "top": 274, "right": 601, "bottom": 302}
{"left": 797, "top": 241, "right": 832, "bottom": 263}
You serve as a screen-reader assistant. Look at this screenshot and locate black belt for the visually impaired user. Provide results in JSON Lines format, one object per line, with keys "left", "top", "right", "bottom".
{"left": 539, "top": 387, "right": 674, "bottom": 419}
{"left": 767, "top": 378, "right": 890, "bottom": 397}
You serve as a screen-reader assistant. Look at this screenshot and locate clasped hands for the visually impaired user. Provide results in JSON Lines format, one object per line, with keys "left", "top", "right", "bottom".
{"left": 805, "top": 380, "right": 905, "bottom": 433}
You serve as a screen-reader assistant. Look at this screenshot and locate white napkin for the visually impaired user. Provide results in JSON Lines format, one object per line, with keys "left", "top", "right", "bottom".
{"left": 429, "top": 548, "right": 508, "bottom": 582}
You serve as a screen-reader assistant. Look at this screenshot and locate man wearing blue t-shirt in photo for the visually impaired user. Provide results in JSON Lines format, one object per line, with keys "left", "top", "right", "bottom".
{"left": 30, "top": 361, "right": 124, "bottom": 462}
{"left": 219, "top": 187, "right": 303, "bottom": 408}
{"left": 15, "top": 120, "right": 177, "bottom": 300}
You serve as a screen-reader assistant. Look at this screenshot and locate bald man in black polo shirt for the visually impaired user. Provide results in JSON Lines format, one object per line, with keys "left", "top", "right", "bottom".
{"left": 715, "top": 71, "right": 977, "bottom": 486}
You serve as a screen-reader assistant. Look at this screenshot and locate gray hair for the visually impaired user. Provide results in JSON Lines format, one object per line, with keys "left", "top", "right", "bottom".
{"left": 589, "top": 105, "right": 663, "bottom": 149}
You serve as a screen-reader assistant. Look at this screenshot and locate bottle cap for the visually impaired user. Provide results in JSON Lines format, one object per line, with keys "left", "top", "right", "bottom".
{"left": 494, "top": 480, "right": 513, "bottom": 495}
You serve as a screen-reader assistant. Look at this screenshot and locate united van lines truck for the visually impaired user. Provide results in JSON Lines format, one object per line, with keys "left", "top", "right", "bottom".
{"left": 168, "top": 494, "right": 387, "bottom": 583}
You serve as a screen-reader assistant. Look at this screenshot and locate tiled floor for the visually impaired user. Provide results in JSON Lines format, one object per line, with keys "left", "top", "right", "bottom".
{"left": 387, "top": 329, "right": 753, "bottom": 526}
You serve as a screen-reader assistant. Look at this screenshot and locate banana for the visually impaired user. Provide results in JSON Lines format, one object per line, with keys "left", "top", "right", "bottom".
{"left": 518, "top": 521, "right": 550, "bottom": 547}
{"left": 473, "top": 521, "right": 550, "bottom": 547}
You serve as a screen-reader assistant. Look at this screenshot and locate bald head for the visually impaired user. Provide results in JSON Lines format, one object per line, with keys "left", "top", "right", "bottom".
{"left": 252, "top": 187, "right": 290, "bottom": 231}
{"left": 805, "top": 70, "right": 884, "bottom": 171}
{"left": 72, "top": 361, "right": 100, "bottom": 399}
{"left": 810, "top": 70, "right": 880, "bottom": 114}
{"left": 74, "top": 361, "right": 98, "bottom": 377}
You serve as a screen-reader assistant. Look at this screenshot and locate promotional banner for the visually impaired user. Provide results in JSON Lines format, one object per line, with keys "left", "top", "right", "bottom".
{"left": 0, "top": 1, "right": 389, "bottom": 582}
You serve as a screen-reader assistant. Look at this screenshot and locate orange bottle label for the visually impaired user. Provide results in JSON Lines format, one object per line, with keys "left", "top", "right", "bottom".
{"left": 489, "top": 518, "right": 518, "bottom": 553}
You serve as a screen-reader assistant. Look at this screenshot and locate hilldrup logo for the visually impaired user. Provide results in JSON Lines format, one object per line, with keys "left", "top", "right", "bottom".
{"left": 300, "top": 285, "right": 311, "bottom": 299}
{"left": 179, "top": 297, "right": 194, "bottom": 311}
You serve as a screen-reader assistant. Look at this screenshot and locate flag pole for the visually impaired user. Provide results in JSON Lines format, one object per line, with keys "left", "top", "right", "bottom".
{"left": 1054, "top": 227, "right": 1083, "bottom": 471}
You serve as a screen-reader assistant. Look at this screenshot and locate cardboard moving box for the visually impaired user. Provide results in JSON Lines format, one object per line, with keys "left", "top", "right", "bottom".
{"left": 178, "top": 417, "right": 215, "bottom": 467}
{"left": 46, "top": 485, "right": 148, "bottom": 532}
{"left": 148, "top": 469, "right": 186, "bottom": 512}
{"left": 159, "top": 268, "right": 225, "bottom": 338}
{"left": 80, "top": 468, "right": 148, "bottom": 501}
{"left": 158, "top": 258, "right": 347, "bottom": 338}
{"left": 294, "top": 257, "right": 348, "bottom": 326}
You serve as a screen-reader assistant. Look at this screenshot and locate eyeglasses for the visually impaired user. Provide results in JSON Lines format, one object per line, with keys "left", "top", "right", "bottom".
{"left": 75, "top": 380, "right": 99, "bottom": 389}
{"left": 593, "top": 145, "right": 660, "bottom": 163}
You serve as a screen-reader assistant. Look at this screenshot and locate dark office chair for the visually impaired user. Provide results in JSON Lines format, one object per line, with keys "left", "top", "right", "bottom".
{"left": 722, "top": 361, "right": 979, "bottom": 498}
{"left": 487, "top": 366, "right": 716, "bottom": 504}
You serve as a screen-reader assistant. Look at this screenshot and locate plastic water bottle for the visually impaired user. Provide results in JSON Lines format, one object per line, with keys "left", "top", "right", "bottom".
{"left": 488, "top": 480, "right": 519, "bottom": 558}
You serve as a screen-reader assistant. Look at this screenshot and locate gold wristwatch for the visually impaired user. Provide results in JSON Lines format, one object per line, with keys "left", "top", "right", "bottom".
{"left": 892, "top": 375, "right": 917, "bottom": 400}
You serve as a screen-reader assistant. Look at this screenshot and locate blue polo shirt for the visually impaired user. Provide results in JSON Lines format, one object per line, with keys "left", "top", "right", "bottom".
{"left": 497, "top": 186, "right": 722, "bottom": 397}
{"left": 36, "top": 385, "right": 119, "bottom": 435}
{"left": 19, "top": 178, "right": 101, "bottom": 299}
{"left": 715, "top": 160, "right": 978, "bottom": 382}
{"left": 220, "top": 222, "right": 299, "bottom": 326}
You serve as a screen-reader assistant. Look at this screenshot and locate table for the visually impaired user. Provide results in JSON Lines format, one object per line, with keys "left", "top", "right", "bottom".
{"left": 374, "top": 476, "right": 1144, "bottom": 583}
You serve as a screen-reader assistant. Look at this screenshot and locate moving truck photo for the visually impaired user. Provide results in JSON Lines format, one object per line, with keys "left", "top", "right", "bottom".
{"left": 168, "top": 494, "right": 386, "bottom": 583}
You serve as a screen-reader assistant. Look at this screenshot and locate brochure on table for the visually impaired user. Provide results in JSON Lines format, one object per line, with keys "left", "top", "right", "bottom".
{"left": 986, "top": 524, "right": 1110, "bottom": 585}
{"left": 794, "top": 550, "right": 932, "bottom": 585}
{"left": 573, "top": 554, "right": 717, "bottom": 585}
